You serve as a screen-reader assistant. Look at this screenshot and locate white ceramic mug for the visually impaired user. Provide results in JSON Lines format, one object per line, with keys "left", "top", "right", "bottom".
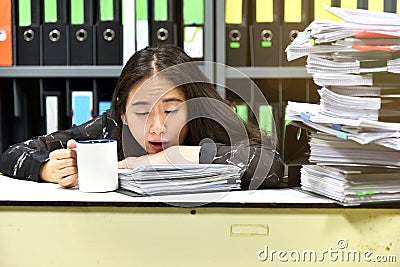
{"left": 76, "top": 139, "right": 118, "bottom": 192}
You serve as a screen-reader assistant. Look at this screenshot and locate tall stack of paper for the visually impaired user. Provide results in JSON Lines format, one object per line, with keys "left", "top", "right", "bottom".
{"left": 301, "top": 165, "right": 400, "bottom": 205}
{"left": 118, "top": 164, "right": 242, "bottom": 196}
{"left": 285, "top": 7, "right": 400, "bottom": 205}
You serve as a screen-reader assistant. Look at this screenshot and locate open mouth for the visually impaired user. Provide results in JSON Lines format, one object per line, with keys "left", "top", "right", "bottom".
{"left": 148, "top": 141, "right": 167, "bottom": 150}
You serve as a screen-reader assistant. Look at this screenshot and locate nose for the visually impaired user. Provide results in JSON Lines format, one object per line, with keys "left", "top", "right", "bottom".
{"left": 148, "top": 112, "right": 166, "bottom": 135}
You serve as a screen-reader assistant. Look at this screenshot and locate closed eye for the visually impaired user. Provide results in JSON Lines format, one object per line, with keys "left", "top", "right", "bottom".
{"left": 165, "top": 109, "right": 179, "bottom": 114}
{"left": 135, "top": 111, "right": 149, "bottom": 115}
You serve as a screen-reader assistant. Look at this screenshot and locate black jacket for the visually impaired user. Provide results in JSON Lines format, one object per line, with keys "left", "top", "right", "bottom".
{"left": 0, "top": 110, "right": 284, "bottom": 189}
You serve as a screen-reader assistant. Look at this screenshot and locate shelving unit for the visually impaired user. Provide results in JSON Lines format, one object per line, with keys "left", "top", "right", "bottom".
{"left": 0, "top": 66, "right": 123, "bottom": 78}
{"left": 0, "top": 0, "right": 216, "bottom": 152}
{"left": 0, "top": 0, "right": 314, "bottom": 157}
{"left": 0, "top": 64, "right": 212, "bottom": 78}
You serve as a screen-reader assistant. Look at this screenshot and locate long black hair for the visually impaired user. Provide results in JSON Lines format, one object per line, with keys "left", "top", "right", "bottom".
{"left": 111, "top": 45, "right": 266, "bottom": 160}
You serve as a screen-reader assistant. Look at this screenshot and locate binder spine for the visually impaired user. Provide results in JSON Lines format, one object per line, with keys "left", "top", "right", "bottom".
{"left": 70, "top": 0, "right": 95, "bottom": 65}
{"left": 149, "top": 0, "right": 180, "bottom": 46}
{"left": 96, "top": 0, "right": 122, "bottom": 65}
{"left": 42, "top": 0, "right": 68, "bottom": 65}
{"left": 250, "top": 0, "right": 280, "bottom": 66}
{"left": 225, "top": 0, "right": 250, "bottom": 66}
{"left": 0, "top": 0, "right": 13, "bottom": 66}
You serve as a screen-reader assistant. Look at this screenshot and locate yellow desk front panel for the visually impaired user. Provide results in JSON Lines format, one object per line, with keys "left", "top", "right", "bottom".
{"left": 0, "top": 206, "right": 399, "bottom": 267}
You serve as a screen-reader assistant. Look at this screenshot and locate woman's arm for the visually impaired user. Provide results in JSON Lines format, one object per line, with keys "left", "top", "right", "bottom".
{"left": 0, "top": 110, "right": 116, "bottom": 182}
{"left": 199, "top": 142, "right": 284, "bottom": 189}
{"left": 118, "top": 146, "right": 201, "bottom": 169}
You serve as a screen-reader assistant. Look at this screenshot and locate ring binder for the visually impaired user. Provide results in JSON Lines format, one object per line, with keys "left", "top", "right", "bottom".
{"left": 225, "top": 0, "right": 250, "bottom": 66}
{"left": 41, "top": 0, "right": 68, "bottom": 65}
{"left": 16, "top": 0, "right": 41, "bottom": 65}
{"left": 69, "top": 0, "right": 95, "bottom": 65}
{"left": 149, "top": 0, "right": 182, "bottom": 46}
{"left": 96, "top": 0, "right": 122, "bottom": 65}
{"left": 0, "top": 0, "right": 13, "bottom": 66}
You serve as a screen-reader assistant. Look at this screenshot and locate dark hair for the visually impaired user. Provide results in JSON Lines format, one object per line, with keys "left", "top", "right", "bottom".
{"left": 111, "top": 45, "right": 265, "bottom": 160}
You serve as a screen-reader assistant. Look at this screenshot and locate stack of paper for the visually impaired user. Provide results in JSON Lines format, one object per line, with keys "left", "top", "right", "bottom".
{"left": 301, "top": 165, "right": 400, "bottom": 205}
{"left": 118, "top": 164, "right": 242, "bottom": 196}
{"left": 284, "top": 6, "right": 400, "bottom": 204}
{"left": 308, "top": 132, "right": 400, "bottom": 167}
{"left": 287, "top": 7, "right": 400, "bottom": 82}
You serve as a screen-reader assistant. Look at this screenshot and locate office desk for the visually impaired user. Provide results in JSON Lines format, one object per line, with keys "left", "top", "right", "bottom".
{"left": 0, "top": 175, "right": 399, "bottom": 267}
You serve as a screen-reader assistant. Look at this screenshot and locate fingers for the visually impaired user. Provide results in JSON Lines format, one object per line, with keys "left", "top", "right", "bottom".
{"left": 118, "top": 159, "right": 127, "bottom": 169}
{"left": 46, "top": 147, "right": 78, "bottom": 187}
{"left": 67, "top": 139, "right": 77, "bottom": 149}
{"left": 49, "top": 148, "right": 76, "bottom": 160}
{"left": 59, "top": 173, "right": 78, "bottom": 188}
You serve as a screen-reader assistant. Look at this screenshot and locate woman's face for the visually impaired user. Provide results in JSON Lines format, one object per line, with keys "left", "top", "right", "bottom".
{"left": 122, "top": 77, "right": 189, "bottom": 154}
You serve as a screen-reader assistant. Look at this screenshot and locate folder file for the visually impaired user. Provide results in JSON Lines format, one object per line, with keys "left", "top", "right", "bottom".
{"left": 282, "top": 0, "right": 310, "bottom": 66}
{"left": 311, "top": 0, "right": 341, "bottom": 21}
{"left": 94, "top": 77, "right": 114, "bottom": 116}
{"left": 249, "top": 0, "right": 280, "bottom": 66}
{"left": 0, "top": 95, "right": 2, "bottom": 153}
{"left": 135, "top": 0, "right": 149, "bottom": 51}
{"left": 69, "top": 0, "right": 94, "bottom": 65}
{"left": 149, "top": 0, "right": 181, "bottom": 46}
{"left": 357, "top": 0, "right": 368, "bottom": 9}
{"left": 0, "top": 0, "right": 13, "bottom": 66}
{"left": 183, "top": 0, "right": 204, "bottom": 60}
{"left": 96, "top": 0, "right": 122, "bottom": 65}
{"left": 16, "top": 0, "right": 40, "bottom": 65}
{"left": 368, "top": 0, "right": 384, "bottom": 11}
{"left": 72, "top": 91, "right": 93, "bottom": 126}
{"left": 98, "top": 100, "right": 111, "bottom": 115}
{"left": 259, "top": 105, "right": 273, "bottom": 136}
{"left": 122, "top": 0, "right": 136, "bottom": 65}
{"left": 42, "top": 0, "right": 68, "bottom": 65}
{"left": 384, "top": 0, "right": 398, "bottom": 12}
{"left": 340, "top": 0, "right": 358, "bottom": 9}
{"left": 225, "top": 0, "right": 250, "bottom": 66}
{"left": 43, "top": 91, "right": 62, "bottom": 134}
{"left": 234, "top": 104, "right": 248, "bottom": 122}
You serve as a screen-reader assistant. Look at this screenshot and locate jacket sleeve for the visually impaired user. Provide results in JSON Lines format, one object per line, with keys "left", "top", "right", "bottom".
{"left": 0, "top": 110, "right": 115, "bottom": 182}
{"left": 199, "top": 142, "right": 284, "bottom": 189}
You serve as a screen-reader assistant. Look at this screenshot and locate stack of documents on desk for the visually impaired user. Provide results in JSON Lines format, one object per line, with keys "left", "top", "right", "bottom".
{"left": 285, "top": 6, "right": 400, "bottom": 204}
{"left": 118, "top": 164, "right": 241, "bottom": 196}
{"left": 286, "top": 102, "right": 400, "bottom": 150}
{"left": 308, "top": 132, "right": 400, "bottom": 166}
{"left": 286, "top": 7, "right": 400, "bottom": 80}
{"left": 301, "top": 165, "right": 400, "bottom": 204}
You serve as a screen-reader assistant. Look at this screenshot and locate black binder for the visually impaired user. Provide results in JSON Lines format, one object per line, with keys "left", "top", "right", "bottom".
{"left": 384, "top": 0, "right": 397, "bottom": 12}
{"left": 16, "top": 0, "right": 41, "bottom": 65}
{"left": 41, "top": 0, "right": 68, "bottom": 65}
{"left": 96, "top": 0, "right": 122, "bottom": 65}
{"left": 358, "top": 0, "right": 368, "bottom": 9}
{"left": 225, "top": 0, "right": 250, "bottom": 66}
{"left": 69, "top": 0, "right": 95, "bottom": 65}
{"left": 249, "top": 0, "right": 280, "bottom": 66}
{"left": 149, "top": 0, "right": 182, "bottom": 46}
{"left": 282, "top": 0, "right": 310, "bottom": 66}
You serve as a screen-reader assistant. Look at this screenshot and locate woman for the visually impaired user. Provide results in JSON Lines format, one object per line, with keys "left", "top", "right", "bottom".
{"left": 0, "top": 45, "right": 283, "bottom": 190}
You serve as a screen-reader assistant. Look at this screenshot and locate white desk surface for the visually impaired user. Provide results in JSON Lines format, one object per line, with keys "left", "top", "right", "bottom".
{"left": 0, "top": 175, "right": 334, "bottom": 205}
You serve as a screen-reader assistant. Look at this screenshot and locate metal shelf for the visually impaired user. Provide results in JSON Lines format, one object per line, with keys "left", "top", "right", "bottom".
{"left": 0, "top": 64, "right": 210, "bottom": 78}
{"left": 225, "top": 66, "right": 311, "bottom": 79}
{"left": 0, "top": 66, "right": 123, "bottom": 78}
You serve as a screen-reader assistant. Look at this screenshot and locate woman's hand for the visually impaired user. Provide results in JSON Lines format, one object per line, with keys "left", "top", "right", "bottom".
{"left": 39, "top": 139, "right": 78, "bottom": 187}
{"left": 118, "top": 145, "right": 201, "bottom": 169}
